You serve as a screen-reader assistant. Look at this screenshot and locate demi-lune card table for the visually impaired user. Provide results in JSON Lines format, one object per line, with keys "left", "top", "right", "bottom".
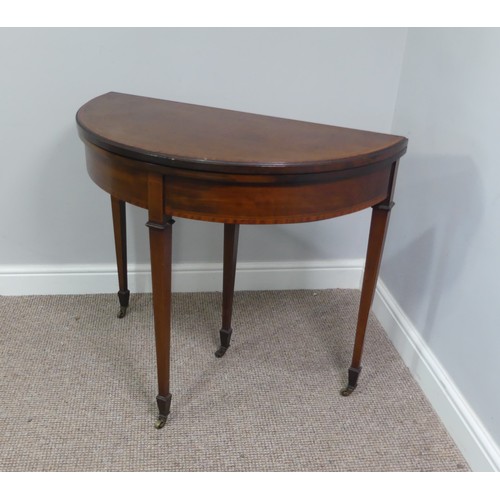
{"left": 76, "top": 92, "right": 408, "bottom": 428}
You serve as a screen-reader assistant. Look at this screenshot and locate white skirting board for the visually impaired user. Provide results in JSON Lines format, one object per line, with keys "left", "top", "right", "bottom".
{"left": 0, "top": 259, "right": 364, "bottom": 296}
{"left": 372, "top": 280, "right": 500, "bottom": 472}
{"left": 1, "top": 260, "right": 498, "bottom": 471}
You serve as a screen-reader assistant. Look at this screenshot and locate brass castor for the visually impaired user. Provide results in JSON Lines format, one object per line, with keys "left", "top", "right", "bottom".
{"left": 341, "top": 366, "right": 361, "bottom": 396}
{"left": 117, "top": 289, "right": 130, "bottom": 318}
{"left": 340, "top": 386, "right": 356, "bottom": 397}
{"left": 117, "top": 306, "right": 127, "bottom": 318}
{"left": 215, "top": 345, "right": 228, "bottom": 358}
{"left": 154, "top": 416, "right": 167, "bottom": 429}
{"left": 155, "top": 394, "right": 171, "bottom": 429}
{"left": 215, "top": 328, "right": 231, "bottom": 358}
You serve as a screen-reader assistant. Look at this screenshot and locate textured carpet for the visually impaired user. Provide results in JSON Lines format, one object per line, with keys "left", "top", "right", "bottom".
{"left": 0, "top": 289, "right": 469, "bottom": 471}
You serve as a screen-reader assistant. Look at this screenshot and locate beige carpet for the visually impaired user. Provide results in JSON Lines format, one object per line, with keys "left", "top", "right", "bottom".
{"left": 0, "top": 289, "right": 469, "bottom": 471}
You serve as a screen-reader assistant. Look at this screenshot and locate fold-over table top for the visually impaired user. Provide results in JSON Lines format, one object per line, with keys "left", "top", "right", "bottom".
{"left": 77, "top": 92, "right": 407, "bottom": 175}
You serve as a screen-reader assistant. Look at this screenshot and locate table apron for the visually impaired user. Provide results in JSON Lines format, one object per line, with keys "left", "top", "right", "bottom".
{"left": 85, "top": 143, "right": 395, "bottom": 224}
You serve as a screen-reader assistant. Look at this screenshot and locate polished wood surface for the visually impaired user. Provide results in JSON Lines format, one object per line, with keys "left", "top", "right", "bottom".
{"left": 77, "top": 92, "right": 406, "bottom": 174}
{"left": 110, "top": 197, "right": 129, "bottom": 318}
{"left": 77, "top": 92, "right": 408, "bottom": 427}
{"left": 216, "top": 223, "right": 240, "bottom": 358}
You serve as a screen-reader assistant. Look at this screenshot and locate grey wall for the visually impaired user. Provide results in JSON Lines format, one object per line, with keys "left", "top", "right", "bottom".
{"left": 386, "top": 28, "right": 500, "bottom": 444}
{"left": 0, "top": 28, "right": 406, "bottom": 268}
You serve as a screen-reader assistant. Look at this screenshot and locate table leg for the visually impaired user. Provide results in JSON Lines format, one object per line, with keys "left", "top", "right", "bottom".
{"left": 146, "top": 215, "right": 174, "bottom": 428}
{"left": 215, "top": 223, "right": 240, "bottom": 358}
{"left": 111, "top": 196, "right": 130, "bottom": 318}
{"left": 341, "top": 201, "right": 395, "bottom": 396}
{"left": 146, "top": 173, "right": 174, "bottom": 428}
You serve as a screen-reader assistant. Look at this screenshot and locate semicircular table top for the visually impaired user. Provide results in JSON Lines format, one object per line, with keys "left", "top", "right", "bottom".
{"left": 76, "top": 92, "right": 407, "bottom": 175}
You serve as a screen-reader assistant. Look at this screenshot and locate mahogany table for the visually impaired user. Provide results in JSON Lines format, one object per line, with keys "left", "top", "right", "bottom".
{"left": 76, "top": 92, "right": 408, "bottom": 429}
